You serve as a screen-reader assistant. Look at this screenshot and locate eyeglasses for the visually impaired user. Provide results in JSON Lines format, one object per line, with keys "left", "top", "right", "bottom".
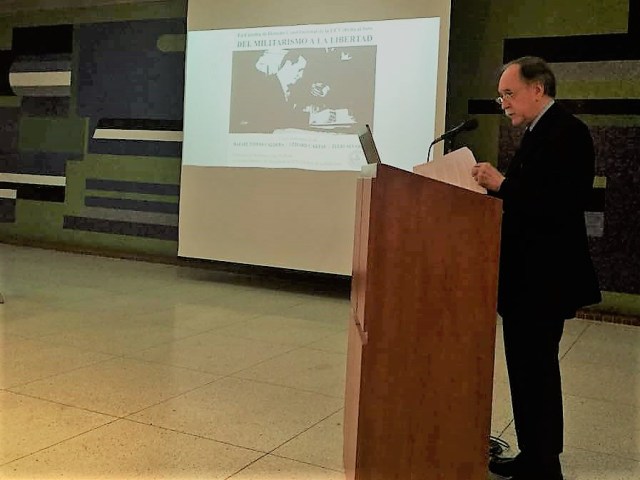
{"left": 495, "top": 91, "right": 516, "bottom": 106}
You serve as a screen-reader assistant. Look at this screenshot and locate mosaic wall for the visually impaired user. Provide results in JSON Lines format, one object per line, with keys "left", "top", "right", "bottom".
{"left": 0, "top": 3, "right": 185, "bottom": 256}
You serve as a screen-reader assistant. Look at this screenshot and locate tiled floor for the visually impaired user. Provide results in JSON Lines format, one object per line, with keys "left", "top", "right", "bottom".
{"left": 0, "top": 243, "right": 638, "bottom": 479}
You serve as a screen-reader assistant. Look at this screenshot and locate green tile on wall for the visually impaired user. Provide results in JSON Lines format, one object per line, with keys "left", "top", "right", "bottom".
{"left": 62, "top": 228, "right": 178, "bottom": 256}
{"left": 458, "top": 118, "right": 503, "bottom": 168}
{"left": 83, "top": 191, "right": 179, "bottom": 203}
{"left": 494, "top": 0, "right": 629, "bottom": 37}
{"left": 81, "top": 155, "right": 182, "bottom": 184}
{"left": 19, "top": 117, "right": 87, "bottom": 154}
{"left": 584, "top": 291, "right": 640, "bottom": 317}
{"left": 579, "top": 115, "right": 640, "bottom": 127}
{"left": 64, "top": 158, "right": 90, "bottom": 213}
{"left": 157, "top": 33, "right": 186, "bottom": 52}
{"left": 594, "top": 176, "right": 608, "bottom": 188}
{"left": 6, "top": 200, "right": 65, "bottom": 238}
{"left": 561, "top": 81, "right": 640, "bottom": 98}
{"left": 0, "top": 97, "right": 21, "bottom": 107}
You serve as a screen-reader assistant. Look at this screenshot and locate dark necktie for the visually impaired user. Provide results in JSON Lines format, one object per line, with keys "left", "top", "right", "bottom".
{"left": 520, "top": 127, "right": 531, "bottom": 147}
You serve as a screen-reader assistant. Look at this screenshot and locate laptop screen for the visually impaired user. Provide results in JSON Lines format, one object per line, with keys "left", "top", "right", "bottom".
{"left": 358, "top": 124, "right": 382, "bottom": 165}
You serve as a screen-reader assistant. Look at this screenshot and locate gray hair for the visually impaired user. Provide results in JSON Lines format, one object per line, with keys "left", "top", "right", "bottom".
{"left": 503, "top": 56, "right": 556, "bottom": 98}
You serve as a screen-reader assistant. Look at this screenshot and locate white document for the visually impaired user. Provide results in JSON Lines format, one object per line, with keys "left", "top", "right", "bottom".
{"left": 412, "top": 147, "right": 486, "bottom": 194}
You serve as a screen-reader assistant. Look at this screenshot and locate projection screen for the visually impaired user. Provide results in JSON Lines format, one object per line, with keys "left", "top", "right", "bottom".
{"left": 179, "top": 0, "right": 452, "bottom": 275}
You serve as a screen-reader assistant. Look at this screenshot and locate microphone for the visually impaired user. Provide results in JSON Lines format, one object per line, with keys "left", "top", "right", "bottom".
{"left": 433, "top": 118, "right": 478, "bottom": 143}
{"left": 428, "top": 118, "right": 478, "bottom": 161}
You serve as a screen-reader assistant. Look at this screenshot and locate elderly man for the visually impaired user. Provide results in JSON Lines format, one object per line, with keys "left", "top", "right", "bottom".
{"left": 472, "top": 57, "right": 601, "bottom": 480}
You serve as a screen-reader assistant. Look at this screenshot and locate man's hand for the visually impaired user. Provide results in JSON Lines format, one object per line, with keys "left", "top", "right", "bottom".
{"left": 471, "top": 162, "right": 505, "bottom": 192}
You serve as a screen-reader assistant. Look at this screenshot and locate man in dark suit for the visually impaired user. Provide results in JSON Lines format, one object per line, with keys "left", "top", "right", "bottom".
{"left": 229, "top": 50, "right": 310, "bottom": 133}
{"left": 472, "top": 56, "right": 601, "bottom": 480}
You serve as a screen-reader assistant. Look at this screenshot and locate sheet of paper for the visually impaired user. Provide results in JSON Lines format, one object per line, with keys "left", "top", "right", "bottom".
{"left": 413, "top": 147, "right": 486, "bottom": 194}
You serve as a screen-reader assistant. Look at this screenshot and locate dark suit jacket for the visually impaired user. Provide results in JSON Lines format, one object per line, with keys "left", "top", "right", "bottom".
{"left": 493, "top": 102, "right": 601, "bottom": 319}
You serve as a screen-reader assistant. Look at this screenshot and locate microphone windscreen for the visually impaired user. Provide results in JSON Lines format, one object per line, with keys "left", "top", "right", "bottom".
{"left": 464, "top": 118, "right": 479, "bottom": 131}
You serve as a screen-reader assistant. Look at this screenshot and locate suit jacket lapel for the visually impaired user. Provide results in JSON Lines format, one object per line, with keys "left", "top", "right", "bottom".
{"left": 505, "top": 129, "right": 530, "bottom": 177}
{"left": 505, "top": 102, "right": 561, "bottom": 176}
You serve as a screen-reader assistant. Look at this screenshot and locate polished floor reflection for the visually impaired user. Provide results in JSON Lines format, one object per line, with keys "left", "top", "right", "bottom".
{"left": 0, "top": 244, "right": 638, "bottom": 479}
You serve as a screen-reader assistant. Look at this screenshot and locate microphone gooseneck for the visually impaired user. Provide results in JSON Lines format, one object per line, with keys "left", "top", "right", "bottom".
{"left": 428, "top": 118, "right": 478, "bottom": 161}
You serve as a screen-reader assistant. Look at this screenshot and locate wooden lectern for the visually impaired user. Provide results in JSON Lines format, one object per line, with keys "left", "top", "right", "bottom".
{"left": 344, "top": 160, "right": 502, "bottom": 480}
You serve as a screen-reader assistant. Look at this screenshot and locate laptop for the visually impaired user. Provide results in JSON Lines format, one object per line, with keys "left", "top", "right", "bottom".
{"left": 358, "top": 124, "right": 382, "bottom": 165}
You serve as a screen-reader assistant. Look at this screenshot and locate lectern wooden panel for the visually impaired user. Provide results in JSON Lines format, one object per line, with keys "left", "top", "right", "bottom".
{"left": 344, "top": 163, "right": 502, "bottom": 480}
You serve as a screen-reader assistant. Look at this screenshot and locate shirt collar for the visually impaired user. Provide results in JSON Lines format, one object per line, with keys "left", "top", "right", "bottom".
{"left": 528, "top": 99, "right": 555, "bottom": 131}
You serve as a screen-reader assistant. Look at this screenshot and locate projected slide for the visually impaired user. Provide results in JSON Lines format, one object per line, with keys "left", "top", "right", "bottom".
{"left": 182, "top": 18, "right": 439, "bottom": 172}
{"left": 229, "top": 46, "right": 376, "bottom": 134}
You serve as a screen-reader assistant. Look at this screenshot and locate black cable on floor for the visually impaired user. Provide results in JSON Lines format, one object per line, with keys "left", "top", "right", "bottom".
{"left": 489, "top": 436, "right": 510, "bottom": 457}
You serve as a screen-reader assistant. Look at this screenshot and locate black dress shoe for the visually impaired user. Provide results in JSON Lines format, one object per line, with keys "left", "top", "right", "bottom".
{"left": 490, "top": 453, "right": 563, "bottom": 480}
{"left": 509, "top": 471, "right": 563, "bottom": 480}
{"left": 489, "top": 453, "right": 524, "bottom": 477}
